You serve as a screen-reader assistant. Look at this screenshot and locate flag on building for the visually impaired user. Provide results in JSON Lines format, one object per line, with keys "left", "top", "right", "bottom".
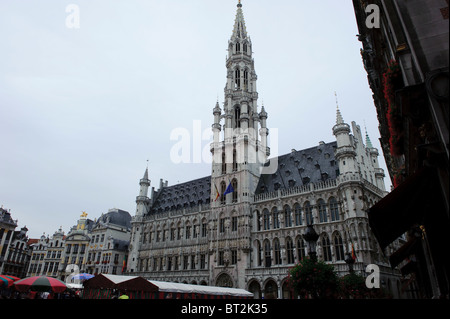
{"left": 351, "top": 243, "right": 356, "bottom": 261}
{"left": 223, "top": 181, "right": 234, "bottom": 196}
{"left": 121, "top": 255, "right": 127, "bottom": 273}
{"left": 214, "top": 183, "right": 220, "bottom": 201}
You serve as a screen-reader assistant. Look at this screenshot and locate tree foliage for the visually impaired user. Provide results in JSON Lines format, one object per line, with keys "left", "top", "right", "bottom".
{"left": 289, "top": 257, "right": 339, "bottom": 299}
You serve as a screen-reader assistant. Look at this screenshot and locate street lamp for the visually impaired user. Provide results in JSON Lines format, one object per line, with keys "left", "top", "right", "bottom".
{"left": 302, "top": 224, "right": 319, "bottom": 262}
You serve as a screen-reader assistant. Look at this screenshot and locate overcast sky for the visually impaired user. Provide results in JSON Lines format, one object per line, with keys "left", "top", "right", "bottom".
{"left": 0, "top": 0, "right": 391, "bottom": 239}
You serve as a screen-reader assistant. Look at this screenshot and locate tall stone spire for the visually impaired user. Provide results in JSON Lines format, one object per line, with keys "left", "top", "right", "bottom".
{"left": 231, "top": 0, "right": 248, "bottom": 40}
{"left": 365, "top": 127, "right": 373, "bottom": 148}
{"left": 211, "top": 0, "right": 267, "bottom": 210}
{"left": 335, "top": 91, "right": 344, "bottom": 124}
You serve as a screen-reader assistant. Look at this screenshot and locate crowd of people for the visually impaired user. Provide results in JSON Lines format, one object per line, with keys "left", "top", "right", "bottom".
{"left": 0, "top": 288, "right": 82, "bottom": 299}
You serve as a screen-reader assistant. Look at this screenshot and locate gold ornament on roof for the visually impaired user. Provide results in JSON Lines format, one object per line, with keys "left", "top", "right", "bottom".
{"left": 81, "top": 211, "right": 88, "bottom": 218}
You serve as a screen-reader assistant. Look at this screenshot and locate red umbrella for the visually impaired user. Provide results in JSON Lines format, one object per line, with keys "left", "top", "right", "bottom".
{"left": 1, "top": 275, "right": 21, "bottom": 282}
{"left": 14, "top": 276, "right": 67, "bottom": 293}
{"left": 0, "top": 275, "right": 14, "bottom": 288}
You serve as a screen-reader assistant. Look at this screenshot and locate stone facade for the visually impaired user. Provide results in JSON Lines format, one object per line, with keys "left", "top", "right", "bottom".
{"left": 126, "top": 2, "right": 404, "bottom": 298}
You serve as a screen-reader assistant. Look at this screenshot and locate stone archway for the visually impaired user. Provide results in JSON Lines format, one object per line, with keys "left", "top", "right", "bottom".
{"left": 281, "top": 279, "right": 295, "bottom": 299}
{"left": 264, "top": 279, "right": 278, "bottom": 299}
{"left": 248, "top": 280, "right": 262, "bottom": 299}
{"left": 215, "top": 273, "right": 233, "bottom": 288}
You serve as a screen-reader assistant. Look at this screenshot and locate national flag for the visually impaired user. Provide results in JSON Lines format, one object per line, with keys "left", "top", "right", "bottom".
{"left": 351, "top": 243, "right": 356, "bottom": 261}
{"left": 121, "top": 255, "right": 127, "bottom": 273}
{"left": 214, "top": 183, "right": 220, "bottom": 201}
{"left": 223, "top": 181, "right": 234, "bottom": 196}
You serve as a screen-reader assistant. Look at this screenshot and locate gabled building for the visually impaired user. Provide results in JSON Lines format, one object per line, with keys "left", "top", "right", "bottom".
{"left": 2, "top": 226, "right": 30, "bottom": 278}
{"left": 59, "top": 212, "right": 94, "bottom": 279}
{"left": 85, "top": 208, "right": 131, "bottom": 275}
{"left": 26, "top": 228, "right": 65, "bottom": 278}
{"left": 26, "top": 234, "right": 48, "bottom": 277}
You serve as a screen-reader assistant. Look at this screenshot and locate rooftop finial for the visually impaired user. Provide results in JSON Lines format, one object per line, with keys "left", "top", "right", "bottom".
{"left": 364, "top": 121, "right": 373, "bottom": 148}
{"left": 334, "top": 91, "right": 339, "bottom": 109}
{"left": 238, "top": 0, "right": 242, "bottom": 8}
{"left": 335, "top": 92, "right": 344, "bottom": 124}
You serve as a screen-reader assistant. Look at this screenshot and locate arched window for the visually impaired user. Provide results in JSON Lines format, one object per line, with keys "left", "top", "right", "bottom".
{"left": 294, "top": 203, "right": 302, "bottom": 226}
{"left": 220, "top": 181, "right": 226, "bottom": 205}
{"left": 243, "top": 70, "right": 248, "bottom": 90}
{"left": 185, "top": 222, "right": 191, "bottom": 240}
{"left": 272, "top": 207, "right": 279, "bottom": 229}
{"left": 263, "top": 209, "right": 270, "bottom": 230}
{"left": 296, "top": 237, "right": 306, "bottom": 262}
{"left": 221, "top": 150, "right": 226, "bottom": 174}
{"left": 273, "top": 238, "right": 281, "bottom": 265}
{"left": 231, "top": 179, "right": 238, "bottom": 203}
{"left": 284, "top": 205, "right": 292, "bottom": 227}
{"left": 243, "top": 42, "right": 247, "bottom": 53}
{"left": 264, "top": 240, "right": 271, "bottom": 267}
{"left": 232, "top": 149, "right": 237, "bottom": 172}
{"left": 321, "top": 234, "right": 332, "bottom": 262}
{"left": 219, "top": 213, "right": 226, "bottom": 233}
{"left": 255, "top": 210, "right": 261, "bottom": 231}
{"left": 235, "top": 106, "right": 241, "bottom": 128}
{"left": 334, "top": 232, "right": 345, "bottom": 261}
{"left": 304, "top": 201, "right": 313, "bottom": 225}
{"left": 286, "top": 237, "right": 294, "bottom": 264}
{"left": 318, "top": 199, "right": 328, "bottom": 223}
{"left": 329, "top": 197, "right": 340, "bottom": 221}
{"left": 235, "top": 42, "right": 241, "bottom": 53}
{"left": 256, "top": 240, "right": 262, "bottom": 266}
{"left": 235, "top": 69, "right": 241, "bottom": 88}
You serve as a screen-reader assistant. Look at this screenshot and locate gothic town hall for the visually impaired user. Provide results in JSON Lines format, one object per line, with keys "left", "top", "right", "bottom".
{"left": 126, "top": 2, "right": 400, "bottom": 299}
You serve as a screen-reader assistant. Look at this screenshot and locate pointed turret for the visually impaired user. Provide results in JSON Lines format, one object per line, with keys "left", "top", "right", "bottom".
{"left": 332, "top": 93, "right": 351, "bottom": 137}
{"left": 136, "top": 166, "right": 150, "bottom": 216}
{"left": 336, "top": 105, "right": 344, "bottom": 125}
{"left": 231, "top": 1, "right": 248, "bottom": 41}
{"left": 227, "top": 0, "right": 252, "bottom": 62}
{"left": 332, "top": 100, "right": 357, "bottom": 176}
{"left": 365, "top": 130, "right": 373, "bottom": 148}
{"left": 364, "top": 127, "right": 386, "bottom": 191}
{"left": 212, "top": 100, "right": 222, "bottom": 146}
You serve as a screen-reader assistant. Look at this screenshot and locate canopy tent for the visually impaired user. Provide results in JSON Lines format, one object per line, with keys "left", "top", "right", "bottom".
{"left": 66, "top": 283, "right": 83, "bottom": 289}
{"left": 82, "top": 274, "right": 158, "bottom": 299}
{"left": 81, "top": 274, "right": 253, "bottom": 299}
{"left": 149, "top": 280, "right": 254, "bottom": 299}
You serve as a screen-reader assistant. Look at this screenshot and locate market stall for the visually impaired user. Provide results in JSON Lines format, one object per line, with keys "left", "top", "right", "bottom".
{"left": 82, "top": 274, "right": 158, "bottom": 299}
{"left": 149, "top": 280, "right": 254, "bottom": 299}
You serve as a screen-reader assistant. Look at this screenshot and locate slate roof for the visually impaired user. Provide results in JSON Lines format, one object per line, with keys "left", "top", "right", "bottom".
{"left": 149, "top": 176, "right": 212, "bottom": 214}
{"left": 255, "top": 141, "right": 338, "bottom": 194}
{"left": 95, "top": 209, "right": 131, "bottom": 229}
{"left": 147, "top": 141, "right": 338, "bottom": 214}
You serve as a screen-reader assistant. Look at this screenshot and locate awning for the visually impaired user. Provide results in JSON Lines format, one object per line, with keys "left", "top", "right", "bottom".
{"left": 83, "top": 274, "right": 158, "bottom": 292}
{"left": 149, "top": 280, "right": 254, "bottom": 297}
{"left": 388, "top": 236, "right": 419, "bottom": 268}
{"left": 368, "top": 166, "right": 441, "bottom": 250}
